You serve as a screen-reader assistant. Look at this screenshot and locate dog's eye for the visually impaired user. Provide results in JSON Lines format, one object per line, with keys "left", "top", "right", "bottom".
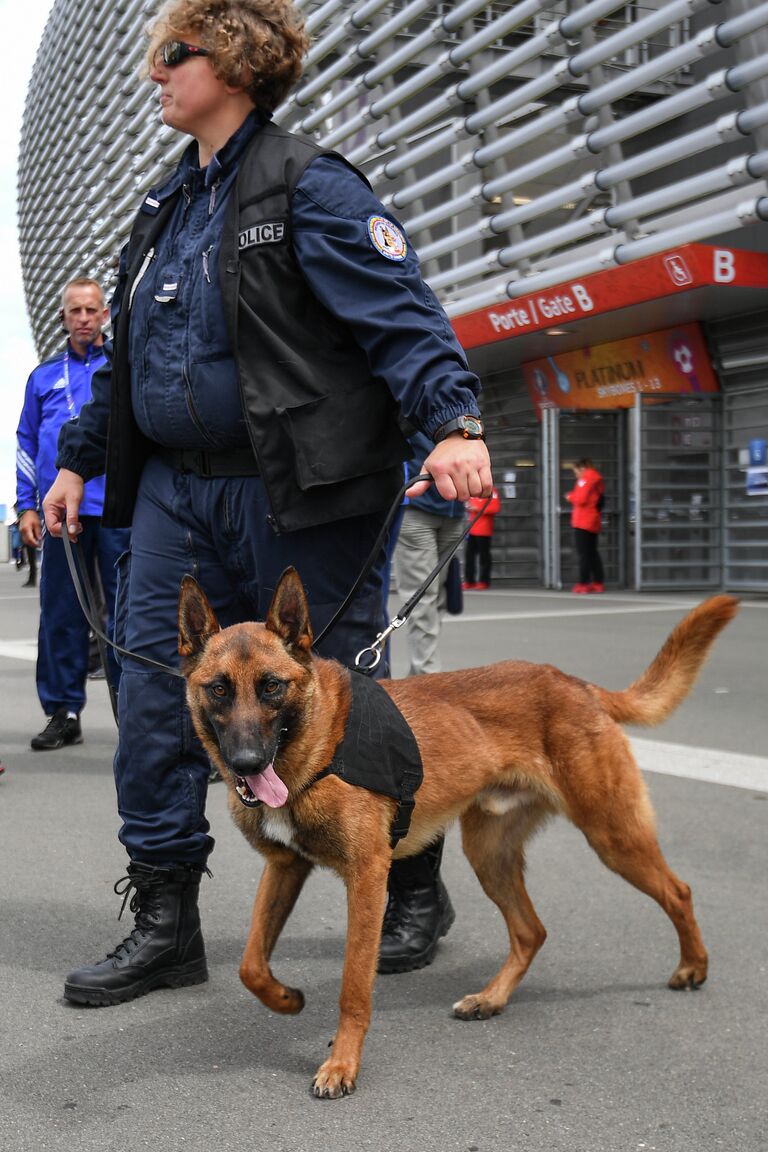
{"left": 262, "top": 679, "right": 281, "bottom": 696}
{"left": 210, "top": 682, "right": 228, "bottom": 698}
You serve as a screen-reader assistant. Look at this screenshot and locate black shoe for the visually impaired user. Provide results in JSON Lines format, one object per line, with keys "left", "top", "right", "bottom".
{"left": 22, "top": 576, "right": 36, "bottom": 588}
{"left": 64, "top": 862, "right": 209, "bottom": 1007}
{"left": 31, "top": 709, "right": 82, "bottom": 751}
{"left": 378, "top": 875, "right": 456, "bottom": 974}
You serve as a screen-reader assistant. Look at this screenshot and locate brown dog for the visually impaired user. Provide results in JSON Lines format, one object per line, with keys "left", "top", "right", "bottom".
{"left": 178, "top": 569, "right": 738, "bottom": 1099}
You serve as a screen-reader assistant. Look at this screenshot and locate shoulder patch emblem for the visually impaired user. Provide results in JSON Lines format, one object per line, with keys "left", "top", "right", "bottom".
{"left": 367, "top": 215, "right": 407, "bottom": 262}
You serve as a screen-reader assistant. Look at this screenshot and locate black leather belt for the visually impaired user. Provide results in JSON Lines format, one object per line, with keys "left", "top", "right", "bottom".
{"left": 155, "top": 446, "right": 260, "bottom": 478}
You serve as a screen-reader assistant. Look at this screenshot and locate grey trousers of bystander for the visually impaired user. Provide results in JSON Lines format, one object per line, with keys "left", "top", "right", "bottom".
{"left": 392, "top": 505, "right": 466, "bottom": 676}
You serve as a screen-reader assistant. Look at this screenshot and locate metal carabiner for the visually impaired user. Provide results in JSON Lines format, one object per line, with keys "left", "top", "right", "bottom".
{"left": 354, "top": 614, "right": 407, "bottom": 672}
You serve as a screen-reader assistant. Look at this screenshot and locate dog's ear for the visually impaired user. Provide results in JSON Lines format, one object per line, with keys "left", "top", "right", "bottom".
{"left": 178, "top": 575, "right": 220, "bottom": 664}
{"left": 266, "top": 567, "right": 313, "bottom": 655}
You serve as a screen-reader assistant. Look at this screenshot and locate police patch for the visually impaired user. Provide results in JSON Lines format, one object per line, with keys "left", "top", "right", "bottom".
{"left": 238, "top": 220, "right": 286, "bottom": 250}
{"left": 367, "top": 215, "right": 407, "bottom": 262}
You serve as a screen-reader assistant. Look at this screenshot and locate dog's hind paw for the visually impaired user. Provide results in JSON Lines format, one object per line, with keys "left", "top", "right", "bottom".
{"left": 452, "top": 993, "right": 504, "bottom": 1021}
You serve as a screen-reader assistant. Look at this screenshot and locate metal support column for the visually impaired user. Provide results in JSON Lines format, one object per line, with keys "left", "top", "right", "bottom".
{"left": 542, "top": 406, "right": 561, "bottom": 589}
{"left": 633, "top": 392, "right": 643, "bottom": 590}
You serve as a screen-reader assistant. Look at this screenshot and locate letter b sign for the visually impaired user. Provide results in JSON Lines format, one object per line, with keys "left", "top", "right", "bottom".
{"left": 713, "top": 249, "right": 735, "bottom": 283}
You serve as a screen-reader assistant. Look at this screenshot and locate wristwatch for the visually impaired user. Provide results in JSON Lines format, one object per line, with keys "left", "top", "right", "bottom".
{"left": 433, "top": 415, "right": 485, "bottom": 444}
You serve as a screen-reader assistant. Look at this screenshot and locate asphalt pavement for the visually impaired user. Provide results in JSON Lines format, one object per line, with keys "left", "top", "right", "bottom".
{"left": 1, "top": 562, "right": 766, "bottom": 1152}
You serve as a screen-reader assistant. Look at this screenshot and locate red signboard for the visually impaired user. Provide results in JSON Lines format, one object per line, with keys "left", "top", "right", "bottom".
{"left": 451, "top": 244, "right": 768, "bottom": 350}
{"left": 522, "top": 322, "right": 719, "bottom": 418}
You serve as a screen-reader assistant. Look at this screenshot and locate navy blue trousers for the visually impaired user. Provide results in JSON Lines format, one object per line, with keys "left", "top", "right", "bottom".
{"left": 114, "top": 457, "right": 391, "bottom": 866}
{"left": 37, "top": 517, "right": 130, "bottom": 715}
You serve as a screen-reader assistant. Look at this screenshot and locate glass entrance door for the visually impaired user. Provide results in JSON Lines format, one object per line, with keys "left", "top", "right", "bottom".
{"left": 558, "top": 411, "right": 624, "bottom": 590}
{"left": 541, "top": 409, "right": 625, "bottom": 589}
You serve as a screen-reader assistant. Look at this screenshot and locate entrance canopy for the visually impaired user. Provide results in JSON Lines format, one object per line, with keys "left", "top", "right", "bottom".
{"left": 454, "top": 244, "right": 768, "bottom": 373}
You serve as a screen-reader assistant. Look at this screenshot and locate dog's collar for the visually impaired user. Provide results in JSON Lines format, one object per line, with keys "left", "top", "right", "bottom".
{"left": 303, "top": 671, "right": 422, "bottom": 848}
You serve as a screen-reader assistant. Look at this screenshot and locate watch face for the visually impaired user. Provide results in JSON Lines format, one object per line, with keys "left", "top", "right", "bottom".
{"left": 462, "top": 416, "right": 484, "bottom": 438}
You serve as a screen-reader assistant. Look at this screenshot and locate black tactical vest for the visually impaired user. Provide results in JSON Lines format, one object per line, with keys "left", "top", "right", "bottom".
{"left": 311, "top": 670, "right": 423, "bottom": 848}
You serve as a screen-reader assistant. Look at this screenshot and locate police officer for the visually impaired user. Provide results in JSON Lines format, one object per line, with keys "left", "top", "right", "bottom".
{"left": 16, "top": 278, "right": 130, "bottom": 750}
{"left": 44, "top": 0, "right": 492, "bottom": 1007}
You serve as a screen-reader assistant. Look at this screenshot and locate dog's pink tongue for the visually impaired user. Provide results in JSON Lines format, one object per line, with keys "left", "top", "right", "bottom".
{"left": 245, "top": 764, "right": 288, "bottom": 808}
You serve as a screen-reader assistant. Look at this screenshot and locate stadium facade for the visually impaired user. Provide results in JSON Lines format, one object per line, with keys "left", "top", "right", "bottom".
{"left": 17, "top": 1, "right": 768, "bottom": 591}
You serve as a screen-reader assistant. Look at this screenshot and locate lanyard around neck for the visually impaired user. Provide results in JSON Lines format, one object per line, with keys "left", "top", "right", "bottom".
{"left": 62, "top": 344, "right": 97, "bottom": 421}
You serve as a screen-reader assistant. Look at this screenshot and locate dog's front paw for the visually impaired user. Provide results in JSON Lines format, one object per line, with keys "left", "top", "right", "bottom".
{"left": 271, "top": 984, "right": 305, "bottom": 1013}
{"left": 239, "top": 965, "right": 305, "bottom": 1014}
{"left": 452, "top": 993, "right": 504, "bottom": 1021}
{"left": 668, "top": 959, "right": 708, "bottom": 990}
{"left": 312, "top": 1059, "right": 357, "bottom": 1099}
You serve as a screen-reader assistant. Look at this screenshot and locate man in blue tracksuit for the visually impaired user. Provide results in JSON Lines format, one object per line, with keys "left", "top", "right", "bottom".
{"left": 16, "top": 279, "right": 131, "bottom": 751}
{"left": 44, "top": 0, "right": 493, "bottom": 1006}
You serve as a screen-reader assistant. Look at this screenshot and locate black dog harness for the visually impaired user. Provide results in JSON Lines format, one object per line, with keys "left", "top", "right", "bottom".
{"left": 308, "top": 671, "right": 423, "bottom": 847}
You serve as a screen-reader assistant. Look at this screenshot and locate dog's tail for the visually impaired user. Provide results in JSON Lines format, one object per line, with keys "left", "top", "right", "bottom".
{"left": 591, "top": 594, "right": 739, "bottom": 727}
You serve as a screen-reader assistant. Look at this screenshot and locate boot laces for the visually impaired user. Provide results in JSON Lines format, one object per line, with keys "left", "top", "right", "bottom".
{"left": 104, "top": 873, "right": 164, "bottom": 960}
{"left": 382, "top": 889, "right": 399, "bottom": 932}
{"left": 114, "top": 872, "right": 165, "bottom": 923}
{"left": 382, "top": 884, "right": 415, "bottom": 933}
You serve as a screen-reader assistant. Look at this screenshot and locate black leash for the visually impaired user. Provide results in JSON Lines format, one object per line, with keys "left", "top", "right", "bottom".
{"left": 60, "top": 527, "right": 184, "bottom": 730}
{"left": 353, "top": 474, "right": 491, "bottom": 673}
{"left": 59, "top": 474, "right": 490, "bottom": 714}
{"left": 311, "top": 470, "right": 423, "bottom": 651}
{"left": 59, "top": 528, "right": 119, "bottom": 725}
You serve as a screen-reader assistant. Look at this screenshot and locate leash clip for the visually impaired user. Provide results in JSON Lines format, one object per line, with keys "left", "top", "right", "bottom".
{"left": 354, "top": 614, "right": 406, "bottom": 672}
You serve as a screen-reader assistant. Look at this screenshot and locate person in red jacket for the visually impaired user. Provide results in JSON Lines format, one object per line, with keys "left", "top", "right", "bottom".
{"left": 565, "top": 458, "right": 605, "bottom": 593}
{"left": 463, "top": 486, "right": 501, "bottom": 590}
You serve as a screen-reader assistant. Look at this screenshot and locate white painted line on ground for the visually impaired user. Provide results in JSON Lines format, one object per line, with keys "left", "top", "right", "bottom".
{"left": 445, "top": 604, "right": 703, "bottom": 623}
{"left": 446, "top": 591, "right": 768, "bottom": 610}
{"left": 445, "top": 598, "right": 768, "bottom": 625}
{"left": 633, "top": 737, "right": 768, "bottom": 793}
{"left": 0, "top": 640, "right": 37, "bottom": 661}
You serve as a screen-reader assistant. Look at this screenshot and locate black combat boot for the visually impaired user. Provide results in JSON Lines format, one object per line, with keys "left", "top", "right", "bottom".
{"left": 378, "top": 836, "right": 455, "bottom": 974}
{"left": 64, "top": 862, "right": 208, "bottom": 1006}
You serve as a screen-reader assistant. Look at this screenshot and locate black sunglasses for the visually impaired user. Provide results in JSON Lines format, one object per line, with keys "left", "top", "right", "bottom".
{"left": 158, "top": 41, "right": 211, "bottom": 67}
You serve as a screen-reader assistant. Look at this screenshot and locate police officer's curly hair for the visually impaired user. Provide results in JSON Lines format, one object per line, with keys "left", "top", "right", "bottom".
{"left": 145, "top": 0, "right": 309, "bottom": 114}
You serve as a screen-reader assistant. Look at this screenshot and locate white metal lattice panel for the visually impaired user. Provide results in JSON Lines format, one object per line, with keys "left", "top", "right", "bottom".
{"left": 17, "top": 1, "right": 768, "bottom": 357}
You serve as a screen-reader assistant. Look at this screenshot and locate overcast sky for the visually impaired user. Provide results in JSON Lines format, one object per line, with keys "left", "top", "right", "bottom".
{"left": 0, "top": 0, "right": 56, "bottom": 519}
